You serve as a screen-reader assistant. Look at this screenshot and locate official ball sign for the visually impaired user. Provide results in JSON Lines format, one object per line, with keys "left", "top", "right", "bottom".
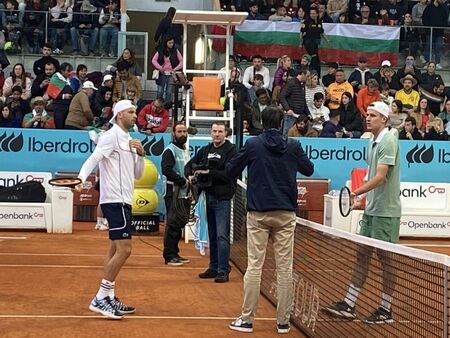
{"left": 131, "top": 214, "right": 160, "bottom": 235}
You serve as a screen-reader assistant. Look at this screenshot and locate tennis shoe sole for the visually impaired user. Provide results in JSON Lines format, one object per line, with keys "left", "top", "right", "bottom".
{"left": 364, "top": 318, "right": 394, "bottom": 324}
{"left": 229, "top": 325, "right": 253, "bottom": 333}
{"left": 323, "top": 307, "right": 356, "bottom": 319}
{"left": 89, "top": 304, "right": 123, "bottom": 319}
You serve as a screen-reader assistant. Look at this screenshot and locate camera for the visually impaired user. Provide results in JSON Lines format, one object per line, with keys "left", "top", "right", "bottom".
{"left": 191, "top": 164, "right": 212, "bottom": 188}
{"left": 191, "top": 158, "right": 219, "bottom": 188}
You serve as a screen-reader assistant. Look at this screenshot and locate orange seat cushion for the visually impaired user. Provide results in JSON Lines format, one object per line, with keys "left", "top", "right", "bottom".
{"left": 192, "top": 77, "right": 224, "bottom": 111}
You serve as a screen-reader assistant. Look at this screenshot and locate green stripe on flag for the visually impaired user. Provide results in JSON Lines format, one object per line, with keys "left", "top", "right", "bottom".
{"left": 321, "top": 35, "right": 399, "bottom": 53}
{"left": 235, "top": 31, "right": 300, "bottom": 46}
{"left": 235, "top": 31, "right": 398, "bottom": 53}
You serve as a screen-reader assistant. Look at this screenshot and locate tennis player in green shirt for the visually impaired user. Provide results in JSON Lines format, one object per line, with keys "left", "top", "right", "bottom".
{"left": 325, "top": 101, "right": 401, "bottom": 324}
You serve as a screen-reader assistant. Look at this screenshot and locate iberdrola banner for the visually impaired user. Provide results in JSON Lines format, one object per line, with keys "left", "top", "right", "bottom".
{"left": 234, "top": 22, "right": 400, "bottom": 66}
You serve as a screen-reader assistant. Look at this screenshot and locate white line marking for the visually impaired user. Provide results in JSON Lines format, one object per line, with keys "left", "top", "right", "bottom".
{"left": 0, "top": 264, "right": 205, "bottom": 270}
{"left": 0, "top": 237, "right": 27, "bottom": 240}
{"left": 0, "top": 253, "right": 197, "bottom": 258}
{"left": 403, "top": 244, "right": 450, "bottom": 248}
{"left": 0, "top": 314, "right": 275, "bottom": 321}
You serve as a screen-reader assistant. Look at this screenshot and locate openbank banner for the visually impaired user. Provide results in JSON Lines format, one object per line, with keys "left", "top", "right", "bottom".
{"left": 1, "top": 128, "right": 449, "bottom": 190}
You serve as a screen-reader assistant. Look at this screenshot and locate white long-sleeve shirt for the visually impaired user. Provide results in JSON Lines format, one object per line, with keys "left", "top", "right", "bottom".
{"left": 242, "top": 65, "right": 271, "bottom": 89}
{"left": 78, "top": 124, "right": 144, "bottom": 205}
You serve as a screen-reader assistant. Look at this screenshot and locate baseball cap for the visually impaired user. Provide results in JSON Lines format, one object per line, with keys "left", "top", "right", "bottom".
{"left": 31, "top": 96, "right": 45, "bottom": 105}
{"left": 110, "top": 99, "right": 136, "bottom": 124}
{"left": 359, "top": 56, "right": 367, "bottom": 63}
{"left": 82, "top": 81, "right": 98, "bottom": 90}
{"left": 102, "top": 74, "right": 113, "bottom": 85}
{"left": 381, "top": 60, "right": 391, "bottom": 67}
{"left": 368, "top": 101, "right": 390, "bottom": 118}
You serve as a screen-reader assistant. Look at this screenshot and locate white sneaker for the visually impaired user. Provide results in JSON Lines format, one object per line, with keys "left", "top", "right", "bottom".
{"left": 95, "top": 219, "right": 109, "bottom": 231}
{"left": 436, "top": 63, "right": 443, "bottom": 70}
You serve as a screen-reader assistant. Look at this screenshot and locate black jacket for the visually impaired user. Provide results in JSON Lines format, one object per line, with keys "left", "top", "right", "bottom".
{"left": 399, "top": 127, "right": 423, "bottom": 140}
{"left": 154, "top": 18, "right": 183, "bottom": 45}
{"left": 33, "top": 56, "right": 60, "bottom": 77}
{"left": 339, "top": 102, "right": 363, "bottom": 132}
{"left": 280, "top": 77, "right": 309, "bottom": 117}
{"left": 185, "top": 140, "right": 237, "bottom": 200}
{"left": 226, "top": 129, "right": 314, "bottom": 212}
{"left": 31, "top": 73, "right": 51, "bottom": 97}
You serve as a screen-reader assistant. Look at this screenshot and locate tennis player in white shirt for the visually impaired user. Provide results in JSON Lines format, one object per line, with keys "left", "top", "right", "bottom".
{"left": 77, "top": 99, "right": 145, "bottom": 319}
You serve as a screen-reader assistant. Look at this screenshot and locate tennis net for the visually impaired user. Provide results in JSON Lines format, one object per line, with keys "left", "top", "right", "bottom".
{"left": 230, "top": 180, "right": 450, "bottom": 338}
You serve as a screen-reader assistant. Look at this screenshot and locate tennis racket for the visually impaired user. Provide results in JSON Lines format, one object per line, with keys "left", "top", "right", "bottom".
{"left": 48, "top": 177, "right": 82, "bottom": 188}
{"left": 339, "top": 186, "right": 352, "bottom": 217}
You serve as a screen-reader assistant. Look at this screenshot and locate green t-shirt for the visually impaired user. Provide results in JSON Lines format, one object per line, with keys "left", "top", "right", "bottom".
{"left": 365, "top": 129, "right": 401, "bottom": 218}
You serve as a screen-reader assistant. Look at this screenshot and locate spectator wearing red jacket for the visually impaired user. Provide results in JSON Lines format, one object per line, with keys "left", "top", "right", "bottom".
{"left": 137, "top": 98, "right": 169, "bottom": 134}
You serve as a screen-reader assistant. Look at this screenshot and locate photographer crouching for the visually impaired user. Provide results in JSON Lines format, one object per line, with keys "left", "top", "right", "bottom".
{"left": 185, "top": 122, "right": 237, "bottom": 283}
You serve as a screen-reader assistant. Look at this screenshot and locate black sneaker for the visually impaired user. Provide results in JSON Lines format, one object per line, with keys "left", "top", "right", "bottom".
{"left": 364, "top": 306, "right": 394, "bottom": 324}
{"left": 89, "top": 296, "right": 123, "bottom": 319}
{"left": 177, "top": 256, "right": 190, "bottom": 264}
{"left": 198, "top": 269, "right": 217, "bottom": 279}
{"left": 110, "top": 296, "right": 136, "bottom": 314}
{"left": 323, "top": 300, "right": 356, "bottom": 319}
{"left": 214, "top": 272, "right": 229, "bottom": 283}
{"left": 165, "top": 257, "right": 184, "bottom": 266}
{"left": 277, "top": 323, "right": 290, "bottom": 334}
{"left": 229, "top": 316, "right": 253, "bottom": 333}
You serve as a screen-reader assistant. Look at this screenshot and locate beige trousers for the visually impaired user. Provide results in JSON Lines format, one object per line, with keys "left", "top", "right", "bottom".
{"left": 241, "top": 210, "right": 296, "bottom": 325}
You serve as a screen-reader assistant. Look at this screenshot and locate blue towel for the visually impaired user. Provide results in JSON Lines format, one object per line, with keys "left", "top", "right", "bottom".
{"left": 193, "top": 191, "right": 208, "bottom": 255}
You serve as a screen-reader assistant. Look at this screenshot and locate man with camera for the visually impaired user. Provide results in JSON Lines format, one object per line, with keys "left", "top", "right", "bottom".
{"left": 185, "top": 122, "right": 237, "bottom": 283}
{"left": 162, "top": 123, "right": 190, "bottom": 266}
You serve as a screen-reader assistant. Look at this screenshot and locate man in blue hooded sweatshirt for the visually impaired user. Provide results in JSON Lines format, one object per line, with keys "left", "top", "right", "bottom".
{"left": 226, "top": 105, "right": 314, "bottom": 334}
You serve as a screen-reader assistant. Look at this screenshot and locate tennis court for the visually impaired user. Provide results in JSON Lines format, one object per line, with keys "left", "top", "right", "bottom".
{"left": 2, "top": 184, "right": 450, "bottom": 338}
{"left": 0, "top": 222, "right": 305, "bottom": 338}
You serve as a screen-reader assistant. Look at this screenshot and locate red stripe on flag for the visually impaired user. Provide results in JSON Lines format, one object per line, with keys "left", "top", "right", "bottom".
{"left": 234, "top": 43, "right": 398, "bottom": 68}
{"left": 46, "top": 82, "right": 63, "bottom": 99}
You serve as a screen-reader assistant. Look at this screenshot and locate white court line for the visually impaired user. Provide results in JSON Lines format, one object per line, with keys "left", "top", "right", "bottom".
{"left": 403, "top": 244, "right": 450, "bottom": 248}
{"left": 0, "top": 253, "right": 197, "bottom": 258}
{"left": 0, "top": 236, "right": 27, "bottom": 240}
{"left": 0, "top": 314, "right": 275, "bottom": 321}
{"left": 0, "top": 264, "right": 204, "bottom": 270}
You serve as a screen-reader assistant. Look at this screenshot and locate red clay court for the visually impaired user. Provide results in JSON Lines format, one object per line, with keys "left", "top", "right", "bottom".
{"left": 0, "top": 222, "right": 306, "bottom": 338}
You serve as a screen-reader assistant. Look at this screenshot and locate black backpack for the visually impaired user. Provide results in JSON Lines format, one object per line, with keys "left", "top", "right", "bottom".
{"left": 0, "top": 181, "right": 47, "bottom": 203}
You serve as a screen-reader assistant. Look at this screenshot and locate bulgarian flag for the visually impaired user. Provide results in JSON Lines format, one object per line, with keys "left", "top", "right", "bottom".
{"left": 46, "top": 72, "right": 70, "bottom": 99}
{"left": 234, "top": 21, "right": 400, "bottom": 67}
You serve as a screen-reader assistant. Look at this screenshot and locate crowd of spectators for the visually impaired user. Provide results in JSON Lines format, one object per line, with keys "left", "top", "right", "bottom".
{"left": 0, "top": 40, "right": 174, "bottom": 134}
{"left": 0, "top": 0, "right": 125, "bottom": 56}
{"left": 215, "top": 0, "right": 450, "bottom": 140}
{"left": 0, "top": 4, "right": 190, "bottom": 134}
{"left": 220, "top": 0, "right": 450, "bottom": 69}
{"left": 223, "top": 52, "right": 450, "bottom": 141}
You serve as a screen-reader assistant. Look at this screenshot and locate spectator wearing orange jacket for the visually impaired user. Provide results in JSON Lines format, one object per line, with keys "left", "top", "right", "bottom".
{"left": 356, "top": 79, "right": 380, "bottom": 118}
{"left": 137, "top": 98, "right": 169, "bottom": 134}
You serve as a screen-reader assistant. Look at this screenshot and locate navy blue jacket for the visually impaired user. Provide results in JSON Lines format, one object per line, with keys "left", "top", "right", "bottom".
{"left": 226, "top": 129, "right": 314, "bottom": 212}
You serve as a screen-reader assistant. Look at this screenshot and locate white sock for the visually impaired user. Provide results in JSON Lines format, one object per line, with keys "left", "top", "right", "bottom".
{"left": 97, "top": 217, "right": 106, "bottom": 225}
{"left": 108, "top": 281, "right": 116, "bottom": 300}
{"left": 344, "top": 284, "right": 360, "bottom": 307}
{"left": 381, "top": 293, "right": 392, "bottom": 310}
{"left": 96, "top": 279, "right": 114, "bottom": 300}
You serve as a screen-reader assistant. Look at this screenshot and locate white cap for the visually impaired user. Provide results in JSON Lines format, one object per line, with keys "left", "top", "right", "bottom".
{"left": 110, "top": 99, "right": 136, "bottom": 123}
{"left": 368, "top": 101, "right": 390, "bottom": 118}
{"left": 102, "top": 74, "right": 113, "bottom": 85}
{"left": 381, "top": 60, "right": 391, "bottom": 67}
{"left": 82, "top": 81, "right": 98, "bottom": 90}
